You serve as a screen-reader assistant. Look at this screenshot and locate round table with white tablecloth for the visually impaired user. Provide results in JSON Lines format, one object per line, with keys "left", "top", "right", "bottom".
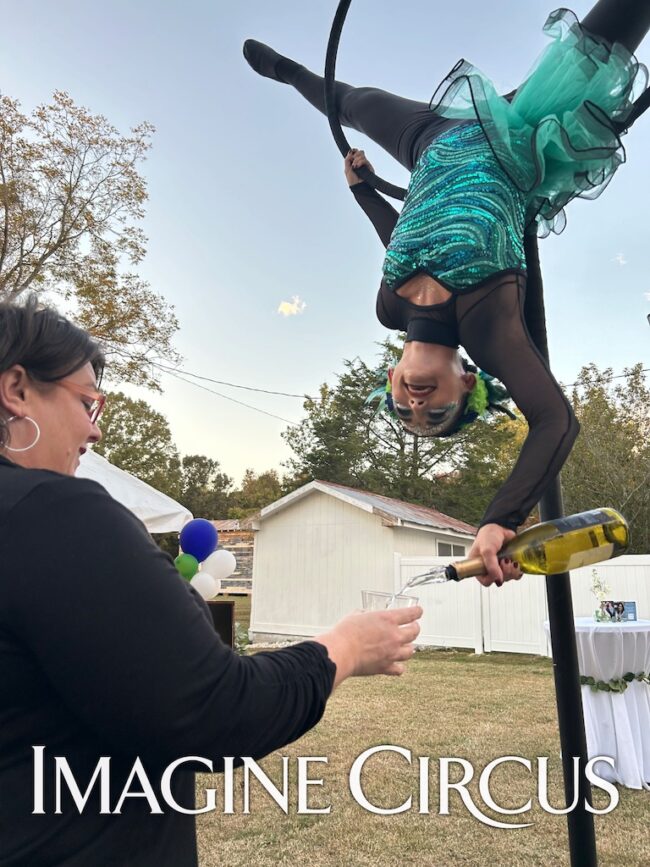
{"left": 545, "top": 617, "right": 650, "bottom": 790}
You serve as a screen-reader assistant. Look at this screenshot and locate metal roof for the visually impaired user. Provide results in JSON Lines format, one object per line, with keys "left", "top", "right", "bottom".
{"left": 210, "top": 520, "right": 242, "bottom": 532}
{"left": 257, "top": 480, "right": 476, "bottom": 536}
{"left": 316, "top": 481, "right": 477, "bottom": 535}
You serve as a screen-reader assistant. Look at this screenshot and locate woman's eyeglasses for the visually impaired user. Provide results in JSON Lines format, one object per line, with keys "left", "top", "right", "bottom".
{"left": 55, "top": 380, "right": 106, "bottom": 424}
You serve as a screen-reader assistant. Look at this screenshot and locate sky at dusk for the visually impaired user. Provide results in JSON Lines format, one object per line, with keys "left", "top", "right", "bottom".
{"left": 2, "top": 0, "right": 649, "bottom": 482}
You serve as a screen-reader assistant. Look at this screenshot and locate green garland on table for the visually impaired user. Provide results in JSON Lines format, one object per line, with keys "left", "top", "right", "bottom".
{"left": 580, "top": 672, "right": 650, "bottom": 693}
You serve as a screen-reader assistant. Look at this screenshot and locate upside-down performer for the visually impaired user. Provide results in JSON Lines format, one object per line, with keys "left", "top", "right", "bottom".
{"left": 244, "top": 1, "right": 650, "bottom": 583}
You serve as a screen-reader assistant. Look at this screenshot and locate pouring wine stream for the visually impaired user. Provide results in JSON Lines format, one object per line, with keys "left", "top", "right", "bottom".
{"left": 385, "top": 565, "right": 449, "bottom": 608}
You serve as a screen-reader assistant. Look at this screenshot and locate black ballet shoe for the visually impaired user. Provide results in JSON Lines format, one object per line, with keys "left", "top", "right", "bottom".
{"left": 243, "top": 40, "right": 289, "bottom": 82}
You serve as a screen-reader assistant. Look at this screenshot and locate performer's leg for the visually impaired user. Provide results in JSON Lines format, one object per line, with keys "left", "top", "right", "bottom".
{"left": 581, "top": 0, "right": 650, "bottom": 53}
{"left": 290, "top": 67, "right": 437, "bottom": 171}
{"left": 244, "top": 41, "right": 434, "bottom": 171}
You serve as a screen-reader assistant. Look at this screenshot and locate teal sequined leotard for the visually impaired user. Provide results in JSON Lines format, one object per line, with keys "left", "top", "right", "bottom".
{"left": 380, "top": 8, "right": 647, "bottom": 291}
{"left": 345, "top": 7, "right": 646, "bottom": 533}
{"left": 382, "top": 123, "right": 527, "bottom": 291}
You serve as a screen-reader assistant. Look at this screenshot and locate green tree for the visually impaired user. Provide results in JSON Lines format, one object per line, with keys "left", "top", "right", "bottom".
{"left": 0, "top": 90, "right": 178, "bottom": 388}
{"left": 94, "top": 391, "right": 181, "bottom": 499}
{"left": 179, "top": 455, "right": 233, "bottom": 519}
{"left": 432, "top": 413, "right": 529, "bottom": 526}
{"left": 562, "top": 363, "right": 650, "bottom": 553}
{"left": 229, "top": 469, "right": 283, "bottom": 518}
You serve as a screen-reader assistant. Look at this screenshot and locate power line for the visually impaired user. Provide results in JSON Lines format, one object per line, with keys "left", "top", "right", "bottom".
{"left": 154, "top": 362, "right": 320, "bottom": 400}
{"left": 156, "top": 359, "right": 649, "bottom": 414}
{"left": 561, "top": 367, "right": 650, "bottom": 389}
{"left": 156, "top": 354, "right": 649, "bottom": 396}
{"left": 161, "top": 369, "right": 299, "bottom": 427}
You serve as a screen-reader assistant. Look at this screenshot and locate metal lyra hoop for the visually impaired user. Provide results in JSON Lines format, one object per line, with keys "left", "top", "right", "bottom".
{"left": 324, "top": 0, "right": 408, "bottom": 201}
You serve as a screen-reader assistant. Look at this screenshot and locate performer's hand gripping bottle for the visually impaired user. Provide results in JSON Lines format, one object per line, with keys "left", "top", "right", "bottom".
{"left": 446, "top": 508, "right": 629, "bottom": 581}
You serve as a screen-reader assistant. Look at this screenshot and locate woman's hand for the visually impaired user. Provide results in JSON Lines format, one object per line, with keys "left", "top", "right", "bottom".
{"left": 344, "top": 148, "right": 374, "bottom": 185}
{"left": 315, "top": 605, "right": 422, "bottom": 687}
{"left": 468, "top": 524, "right": 523, "bottom": 587}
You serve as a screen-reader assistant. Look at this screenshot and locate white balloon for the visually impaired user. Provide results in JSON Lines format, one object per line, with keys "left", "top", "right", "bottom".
{"left": 190, "top": 571, "right": 219, "bottom": 601}
{"left": 201, "top": 549, "right": 237, "bottom": 581}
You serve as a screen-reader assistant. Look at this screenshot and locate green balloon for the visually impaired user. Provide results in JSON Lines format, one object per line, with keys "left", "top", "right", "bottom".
{"left": 174, "top": 553, "right": 199, "bottom": 580}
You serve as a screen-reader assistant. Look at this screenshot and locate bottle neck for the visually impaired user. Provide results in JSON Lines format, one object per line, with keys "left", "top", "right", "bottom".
{"left": 446, "top": 557, "right": 487, "bottom": 581}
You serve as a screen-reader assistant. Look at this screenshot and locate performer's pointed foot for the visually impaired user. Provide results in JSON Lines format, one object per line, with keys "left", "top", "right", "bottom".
{"left": 243, "top": 40, "right": 291, "bottom": 82}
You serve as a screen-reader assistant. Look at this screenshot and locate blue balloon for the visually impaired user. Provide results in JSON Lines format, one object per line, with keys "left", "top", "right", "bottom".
{"left": 179, "top": 519, "right": 218, "bottom": 563}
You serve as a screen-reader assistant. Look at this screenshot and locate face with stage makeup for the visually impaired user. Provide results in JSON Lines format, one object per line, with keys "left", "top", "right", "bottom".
{"left": 390, "top": 341, "right": 476, "bottom": 436}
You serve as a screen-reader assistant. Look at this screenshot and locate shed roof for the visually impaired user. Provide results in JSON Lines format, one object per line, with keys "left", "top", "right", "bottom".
{"left": 210, "top": 519, "right": 243, "bottom": 532}
{"left": 257, "top": 480, "right": 477, "bottom": 536}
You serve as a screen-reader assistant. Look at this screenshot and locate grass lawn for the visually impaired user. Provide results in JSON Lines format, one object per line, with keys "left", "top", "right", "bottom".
{"left": 196, "top": 649, "right": 650, "bottom": 867}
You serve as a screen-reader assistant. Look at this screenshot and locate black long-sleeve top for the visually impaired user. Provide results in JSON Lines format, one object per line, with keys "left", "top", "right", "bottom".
{"left": 0, "top": 455, "right": 335, "bottom": 866}
{"left": 351, "top": 181, "right": 579, "bottom": 530}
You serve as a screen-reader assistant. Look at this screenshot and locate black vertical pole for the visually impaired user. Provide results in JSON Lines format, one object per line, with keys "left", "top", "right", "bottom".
{"left": 324, "top": 5, "right": 601, "bottom": 862}
{"left": 524, "top": 233, "right": 598, "bottom": 867}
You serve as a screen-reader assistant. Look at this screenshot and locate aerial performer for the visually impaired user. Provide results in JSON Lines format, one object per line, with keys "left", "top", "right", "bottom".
{"left": 243, "top": 1, "right": 650, "bottom": 584}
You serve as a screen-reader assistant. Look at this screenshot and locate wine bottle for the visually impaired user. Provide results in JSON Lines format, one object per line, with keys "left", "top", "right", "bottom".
{"left": 446, "top": 508, "right": 629, "bottom": 581}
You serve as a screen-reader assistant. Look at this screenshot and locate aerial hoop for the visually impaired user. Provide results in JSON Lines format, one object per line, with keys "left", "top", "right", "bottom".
{"left": 324, "top": 0, "right": 408, "bottom": 201}
{"left": 325, "top": 2, "right": 650, "bottom": 196}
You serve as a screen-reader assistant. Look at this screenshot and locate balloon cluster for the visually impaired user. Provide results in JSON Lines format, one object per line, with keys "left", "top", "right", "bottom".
{"left": 174, "top": 519, "right": 237, "bottom": 601}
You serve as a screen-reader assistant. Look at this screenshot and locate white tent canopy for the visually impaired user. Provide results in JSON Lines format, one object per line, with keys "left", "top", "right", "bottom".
{"left": 76, "top": 450, "right": 192, "bottom": 533}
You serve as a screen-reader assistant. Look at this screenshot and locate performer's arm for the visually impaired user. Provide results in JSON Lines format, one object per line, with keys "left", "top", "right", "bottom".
{"left": 345, "top": 149, "right": 400, "bottom": 248}
{"left": 457, "top": 277, "right": 580, "bottom": 532}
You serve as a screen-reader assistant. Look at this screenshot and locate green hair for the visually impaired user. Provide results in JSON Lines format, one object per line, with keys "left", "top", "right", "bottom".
{"left": 365, "top": 368, "right": 395, "bottom": 415}
{"left": 451, "top": 370, "right": 515, "bottom": 435}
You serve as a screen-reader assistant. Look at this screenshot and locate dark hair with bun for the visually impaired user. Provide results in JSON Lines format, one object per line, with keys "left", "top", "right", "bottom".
{"left": 0, "top": 296, "right": 105, "bottom": 448}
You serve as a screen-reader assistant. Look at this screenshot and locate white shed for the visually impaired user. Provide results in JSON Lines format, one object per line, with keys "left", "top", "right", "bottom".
{"left": 248, "top": 480, "right": 476, "bottom": 643}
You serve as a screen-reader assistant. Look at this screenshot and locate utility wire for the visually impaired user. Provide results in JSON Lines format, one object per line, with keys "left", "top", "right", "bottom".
{"left": 156, "top": 360, "right": 648, "bottom": 422}
{"left": 154, "top": 362, "right": 320, "bottom": 400}
{"left": 162, "top": 369, "right": 299, "bottom": 427}
{"left": 562, "top": 367, "right": 650, "bottom": 389}
{"left": 155, "top": 360, "right": 648, "bottom": 398}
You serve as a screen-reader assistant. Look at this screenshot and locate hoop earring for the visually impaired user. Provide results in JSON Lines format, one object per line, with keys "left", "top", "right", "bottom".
{"left": 5, "top": 416, "right": 41, "bottom": 452}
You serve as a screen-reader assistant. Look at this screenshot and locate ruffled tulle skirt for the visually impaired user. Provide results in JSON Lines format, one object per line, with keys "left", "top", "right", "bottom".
{"left": 430, "top": 8, "right": 648, "bottom": 236}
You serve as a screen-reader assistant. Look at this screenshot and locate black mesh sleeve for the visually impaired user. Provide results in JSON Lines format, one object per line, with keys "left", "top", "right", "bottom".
{"left": 350, "top": 182, "right": 400, "bottom": 248}
{"left": 3, "top": 478, "right": 336, "bottom": 767}
{"left": 456, "top": 275, "right": 580, "bottom": 530}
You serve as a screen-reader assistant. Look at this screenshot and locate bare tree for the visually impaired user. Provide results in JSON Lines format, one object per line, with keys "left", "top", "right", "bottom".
{"left": 0, "top": 90, "right": 179, "bottom": 388}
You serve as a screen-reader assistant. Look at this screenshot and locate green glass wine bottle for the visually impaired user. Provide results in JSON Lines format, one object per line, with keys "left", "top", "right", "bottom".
{"left": 446, "top": 508, "right": 629, "bottom": 581}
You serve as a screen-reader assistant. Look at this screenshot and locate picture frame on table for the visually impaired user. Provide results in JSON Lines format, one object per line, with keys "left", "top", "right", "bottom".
{"left": 600, "top": 600, "right": 637, "bottom": 622}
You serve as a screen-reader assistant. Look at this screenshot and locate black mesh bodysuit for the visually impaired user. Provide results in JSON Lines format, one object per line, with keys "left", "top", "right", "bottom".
{"left": 252, "top": 0, "right": 650, "bottom": 530}
{"left": 354, "top": 182, "right": 579, "bottom": 530}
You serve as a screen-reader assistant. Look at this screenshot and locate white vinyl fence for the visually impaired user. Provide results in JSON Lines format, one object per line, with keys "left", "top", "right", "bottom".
{"left": 395, "top": 554, "right": 650, "bottom": 656}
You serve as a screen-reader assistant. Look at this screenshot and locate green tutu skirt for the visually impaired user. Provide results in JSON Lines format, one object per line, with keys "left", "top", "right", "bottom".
{"left": 430, "top": 8, "right": 648, "bottom": 236}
